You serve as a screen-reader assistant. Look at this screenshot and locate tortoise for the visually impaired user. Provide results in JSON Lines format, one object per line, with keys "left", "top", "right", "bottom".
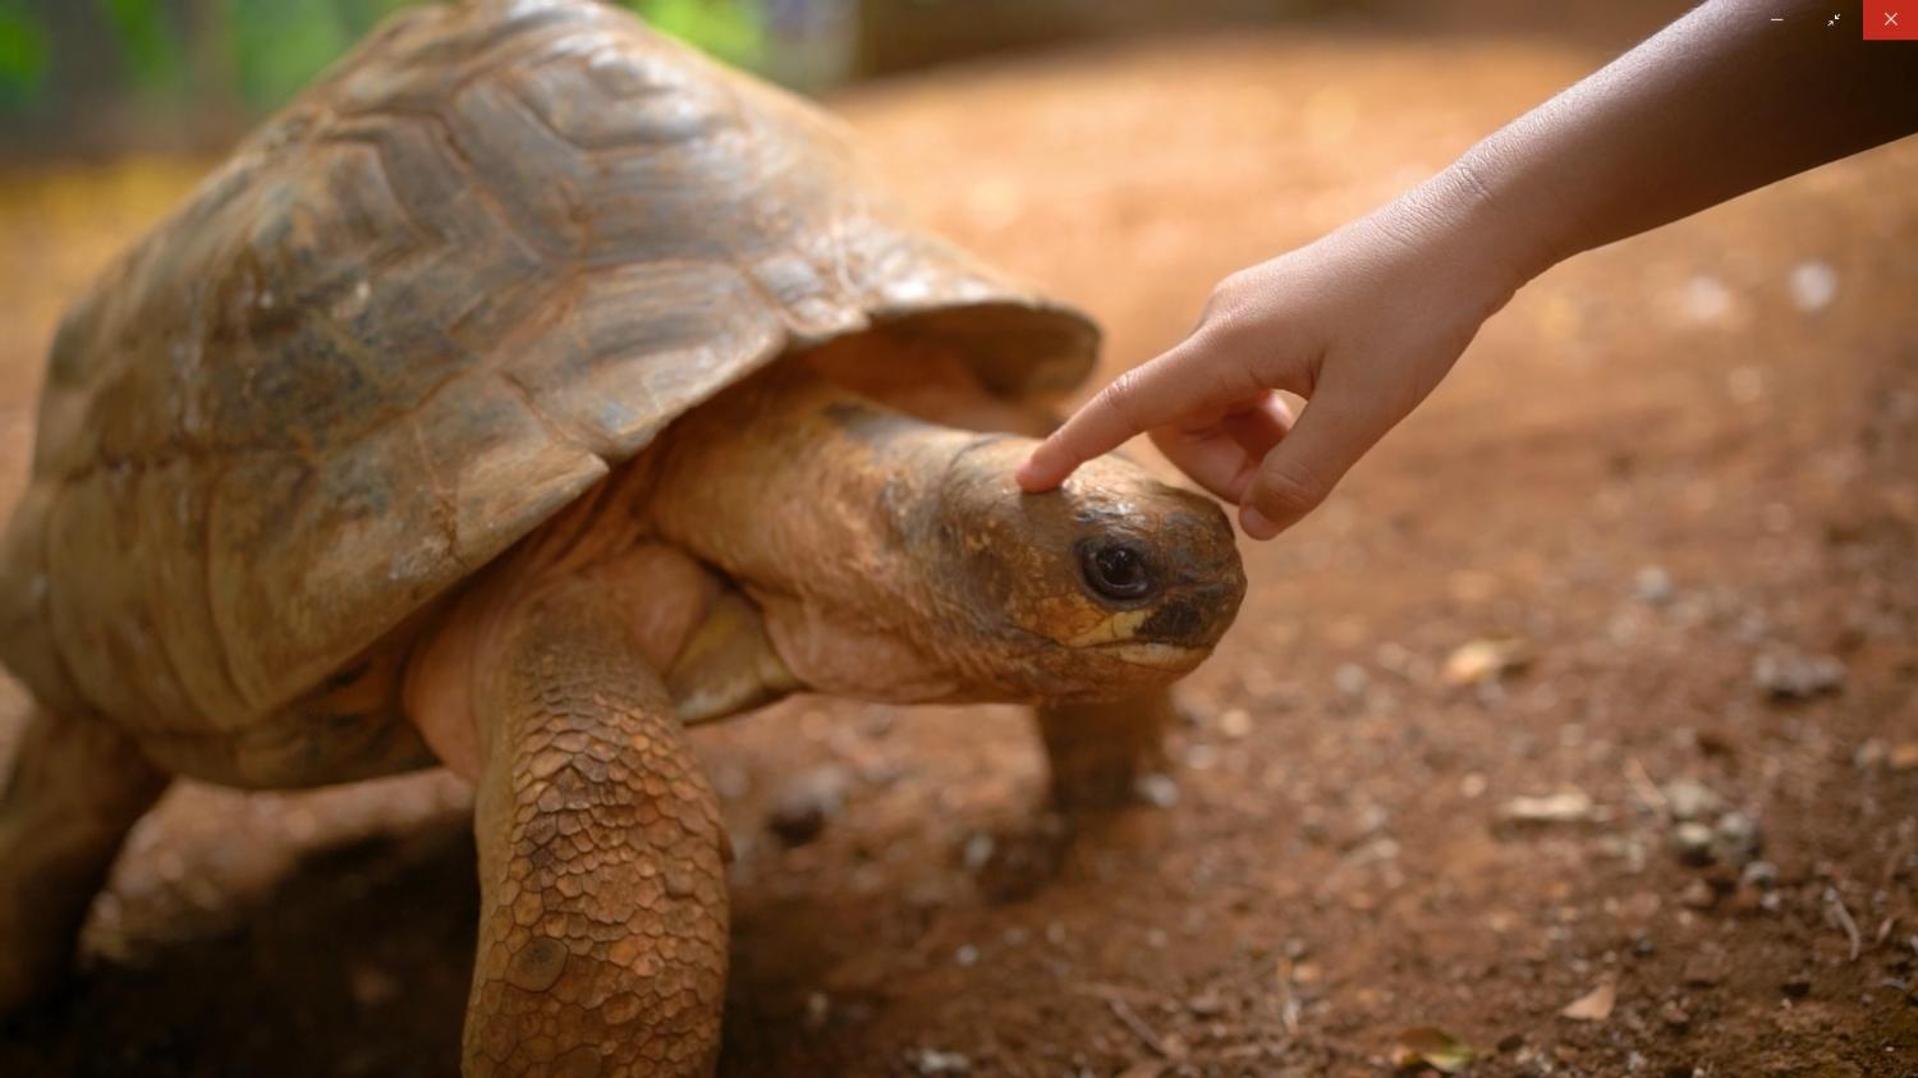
{"left": 0, "top": 0, "right": 1245, "bottom": 1072}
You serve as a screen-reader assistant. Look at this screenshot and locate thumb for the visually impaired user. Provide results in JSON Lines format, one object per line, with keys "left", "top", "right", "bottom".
{"left": 1237, "top": 394, "right": 1379, "bottom": 540}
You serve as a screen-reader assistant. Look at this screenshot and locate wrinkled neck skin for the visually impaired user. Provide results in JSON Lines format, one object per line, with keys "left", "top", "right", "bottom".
{"left": 644, "top": 366, "right": 987, "bottom": 702}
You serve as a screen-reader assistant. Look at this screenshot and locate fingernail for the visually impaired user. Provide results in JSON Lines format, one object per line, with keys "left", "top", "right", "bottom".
{"left": 1240, "top": 505, "right": 1279, "bottom": 539}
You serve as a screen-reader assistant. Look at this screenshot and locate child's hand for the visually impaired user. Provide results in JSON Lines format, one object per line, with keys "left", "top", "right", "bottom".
{"left": 1020, "top": 0, "right": 1918, "bottom": 541}
{"left": 1017, "top": 193, "right": 1522, "bottom": 539}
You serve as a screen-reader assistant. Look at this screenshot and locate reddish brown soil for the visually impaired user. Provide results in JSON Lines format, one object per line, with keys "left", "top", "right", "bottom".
{"left": 2, "top": 26, "right": 1916, "bottom": 1078}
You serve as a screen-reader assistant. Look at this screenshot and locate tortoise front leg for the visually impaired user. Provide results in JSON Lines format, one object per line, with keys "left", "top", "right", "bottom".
{"left": 1031, "top": 690, "right": 1178, "bottom": 812}
{"left": 0, "top": 705, "right": 169, "bottom": 1010}
{"left": 465, "top": 584, "right": 728, "bottom": 1077}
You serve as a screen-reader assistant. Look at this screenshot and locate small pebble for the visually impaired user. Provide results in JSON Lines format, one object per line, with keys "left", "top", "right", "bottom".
{"left": 1679, "top": 878, "right": 1717, "bottom": 910}
{"left": 1662, "top": 779, "right": 1723, "bottom": 823}
{"left": 1334, "top": 663, "right": 1370, "bottom": 698}
{"left": 954, "top": 944, "right": 978, "bottom": 967}
{"left": 1752, "top": 650, "right": 1846, "bottom": 701}
{"left": 1187, "top": 992, "right": 1227, "bottom": 1018}
{"left": 911, "top": 1048, "right": 973, "bottom": 1076}
{"left": 766, "top": 765, "right": 849, "bottom": 847}
{"left": 1788, "top": 260, "right": 1838, "bottom": 312}
{"left": 1635, "top": 566, "right": 1675, "bottom": 606}
{"left": 1134, "top": 772, "right": 1180, "bottom": 809}
{"left": 1670, "top": 822, "right": 1716, "bottom": 866}
{"left": 1740, "top": 860, "right": 1780, "bottom": 890}
{"left": 1659, "top": 1001, "right": 1691, "bottom": 1033}
{"left": 1217, "top": 708, "right": 1252, "bottom": 739}
{"left": 803, "top": 991, "right": 830, "bottom": 1031}
{"left": 1711, "top": 812, "right": 1763, "bottom": 868}
{"left": 960, "top": 833, "right": 996, "bottom": 874}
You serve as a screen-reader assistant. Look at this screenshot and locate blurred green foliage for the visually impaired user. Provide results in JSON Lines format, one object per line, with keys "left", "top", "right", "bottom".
{"left": 4, "top": 0, "right": 767, "bottom": 116}
{"left": 0, "top": 1, "right": 50, "bottom": 108}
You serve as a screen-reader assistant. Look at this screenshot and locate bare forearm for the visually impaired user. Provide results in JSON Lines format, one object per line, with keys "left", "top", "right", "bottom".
{"left": 1423, "top": 0, "right": 1918, "bottom": 283}
{"left": 1023, "top": 0, "right": 1918, "bottom": 539}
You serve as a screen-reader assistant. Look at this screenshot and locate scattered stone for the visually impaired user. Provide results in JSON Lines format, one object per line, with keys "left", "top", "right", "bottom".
{"left": 1788, "top": 260, "right": 1838, "bottom": 312}
{"left": 1442, "top": 637, "right": 1534, "bottom": 687}
{"left": 803, "top": 991, "right": 830, "bottom": 1032}
{"left": 910, "top": 1048, "right": 973, "bottom": 1075}
{"left": 1711, "top": 812, "right": 1763, "bottom": 868}
{"left": 1855, "top": 739, "right": 1890, "bottom": 770}
{"left": 1661, "top": 779, "right": 1723, "bottom": 823}
{"left": 1781, "top": 975, "right": 1812, "bottom": 999}
{"left": 960, "top": 832, "right": 996, "bottom": 874}
{"left": 1333, "top": 662, "right": 1370, "bottom": 698}
{"left": 1740, "top": 861, "right": 1780, "bottom": 890}
{"left": 954, "top": 944, "right": 979, "bottom": 968}
{"left": 766, "top": 765, "right": 850, "bottom": 847}
{"left": 1497, "top": 789, "right": 1597, "bottom": 828}
{"left": 1681, "top": 274, "right": 1736, "bottom": 325}
{"left": 1186, "top": 992, "right": 1227, "bottom": 1018}
{"left": 1217, "top": 708, "right": 1252, "bottom": 739}
{"left": 1752, "top": 650, "right": 1846, "bottom": 702}
{"left": 1134, "top": 772, "right": 1180, "bottom": 809}
{"left": 1635, "top": 566, "right": 1675, "bottom": 606}
{"left": 1679, "top": 878, "right": 1718, "bottom": 910}
{"left": 1681, "top": 950, "right": 1726, "bottom": 987}
{"left": 1659, "top": 1001, "right": 1691, "bottom": 1033}
{"left": 1670, "top": 822, "right": 1716, "bottom": 866}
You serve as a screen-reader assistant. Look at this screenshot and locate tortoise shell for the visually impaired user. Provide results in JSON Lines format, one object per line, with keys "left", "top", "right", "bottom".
{"left": 0, "top": 0, "right": 1096, "bottom": 751}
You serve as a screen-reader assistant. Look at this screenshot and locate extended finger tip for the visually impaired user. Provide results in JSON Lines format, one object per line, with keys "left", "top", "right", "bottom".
{"left": 1239, "top": 504, "right": 1281, "bottom": 541}
{"left": 1015, "top": 450, "right": 1068, "bottom": 492}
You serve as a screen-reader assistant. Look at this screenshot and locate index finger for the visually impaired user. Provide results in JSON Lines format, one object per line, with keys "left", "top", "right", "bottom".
{"left": 1016, "top": 341, "right": 1220, "bottom": 491}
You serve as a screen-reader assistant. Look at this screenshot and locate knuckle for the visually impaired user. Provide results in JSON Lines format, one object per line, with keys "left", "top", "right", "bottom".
{"left": 1255, "top": 459, "right": 1331, "bottom": 514}
{"left": 1101, "top": 368, "right": 1150, "bottom": 422}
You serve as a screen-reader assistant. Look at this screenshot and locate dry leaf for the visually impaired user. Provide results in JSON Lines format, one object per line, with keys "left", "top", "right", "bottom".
{"left": 1559, "top": 979, "right": 1616, "bottom": 1021}
{"left": 1441, "top": 637, "right": 1534, "bottom": 687}
{"left": 1390, "top": 1026, "right": 1476, "bottom": 1073}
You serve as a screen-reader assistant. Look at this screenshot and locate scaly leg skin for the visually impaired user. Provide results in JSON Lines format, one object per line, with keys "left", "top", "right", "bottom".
{"left": 1032, "top": 690, "right": 1178, "bottom": 813}
{"left": 0, "top": 705, "right": 170, "bottom": 1011}
{"left": 464, "top": 582, "right": 729, "bottom": 1078}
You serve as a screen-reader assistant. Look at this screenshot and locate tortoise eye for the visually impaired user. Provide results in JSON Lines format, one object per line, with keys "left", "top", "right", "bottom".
{"left": 1080, "top": 541, "right": 1154, "bottom": 602}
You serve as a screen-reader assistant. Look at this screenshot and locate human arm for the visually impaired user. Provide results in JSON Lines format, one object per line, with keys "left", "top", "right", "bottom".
{"left": 1017, "top": 0, "right": 1918, "bottom": 538}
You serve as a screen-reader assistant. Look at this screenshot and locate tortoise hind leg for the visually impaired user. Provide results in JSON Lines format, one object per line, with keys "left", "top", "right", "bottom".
{"left": 464, "top": 582, "right": 728, "bottom": 1077}
{"left": 0, "top": 704, "right": 170, "bottom": 1011}
{"left": 1032, "top": 690, "right": 1179, "bottom": 813}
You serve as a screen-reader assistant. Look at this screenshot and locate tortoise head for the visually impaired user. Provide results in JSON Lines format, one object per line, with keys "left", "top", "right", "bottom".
{"left": 904, "top": 435, "right": 1246, "bottom": 701}
{"left": 647, "top": 371, "right": 1245, "bottom": 708}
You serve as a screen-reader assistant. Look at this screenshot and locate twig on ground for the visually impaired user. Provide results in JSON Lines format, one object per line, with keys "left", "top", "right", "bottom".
{"left": 1106, "top": 996, "right": 1181, "bottom": 1061}
{"left": 1825, "top": 887, "right": 1863, "bottom": 961}
{"left": 1624, "top": 757, "right": 1668, "bottom": 815}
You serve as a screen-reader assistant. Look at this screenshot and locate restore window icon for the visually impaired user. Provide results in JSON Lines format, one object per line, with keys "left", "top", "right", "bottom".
{"left": 1864, "top": 1, "right": 1918, "bottom": 38}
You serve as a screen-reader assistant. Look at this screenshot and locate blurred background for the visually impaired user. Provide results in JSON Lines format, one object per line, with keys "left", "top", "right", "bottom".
{"left": 0, "top": 0, "right": 1694, "bottom": 157}
{"left": 3, "top": 2, "right": 1917, "bottom": 1076}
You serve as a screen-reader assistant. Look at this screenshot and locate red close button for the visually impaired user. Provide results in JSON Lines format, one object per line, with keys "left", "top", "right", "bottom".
{"left": 1865, "top": 0, "right": 1918, "bottom": 39}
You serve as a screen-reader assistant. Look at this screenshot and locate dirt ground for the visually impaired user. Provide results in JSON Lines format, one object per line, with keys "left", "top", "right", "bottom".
{"left": 2, "top": 21, "right": 1916, "bottom": 1078}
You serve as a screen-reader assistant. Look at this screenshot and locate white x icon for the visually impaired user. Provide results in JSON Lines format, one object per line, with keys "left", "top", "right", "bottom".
{"left": 1889, "top": 12, "right": 1902, "bottom": 26}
